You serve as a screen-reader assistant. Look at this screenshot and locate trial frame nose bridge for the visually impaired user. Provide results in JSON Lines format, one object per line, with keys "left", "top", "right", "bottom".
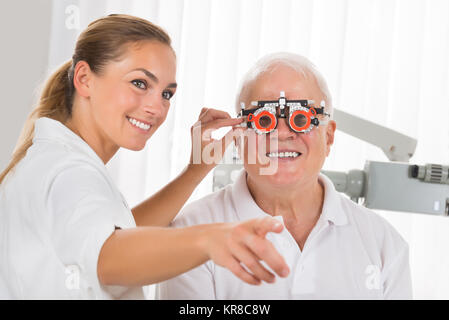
{"left": 239, "top": 92, "right": 329, "bottom": 134}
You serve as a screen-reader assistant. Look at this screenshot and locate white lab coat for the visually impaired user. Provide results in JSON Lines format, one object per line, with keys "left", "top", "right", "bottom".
{"left": 0, "top": 117, "right": 144, "bottom": 299}
{"left": 157, "top": 170, "right": 413, "bottom": 299}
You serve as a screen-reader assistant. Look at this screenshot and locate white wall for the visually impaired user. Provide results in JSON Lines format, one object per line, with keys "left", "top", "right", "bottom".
{"left": 0, "top": 0, "right": 53, "bottom": 171}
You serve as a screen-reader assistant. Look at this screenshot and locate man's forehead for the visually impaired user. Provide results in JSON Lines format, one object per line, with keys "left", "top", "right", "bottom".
{"left": 249, "top": 69, "right": 321, "bottom": 99}
{"left": 248, "top": 82, "right": 322, "bottom": 102}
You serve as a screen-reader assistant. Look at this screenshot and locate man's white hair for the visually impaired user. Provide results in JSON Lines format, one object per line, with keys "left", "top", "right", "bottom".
{"left": 235, "top": 52, "right": 333, "bottom": 118}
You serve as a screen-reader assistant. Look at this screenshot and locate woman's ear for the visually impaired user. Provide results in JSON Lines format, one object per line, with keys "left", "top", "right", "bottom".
{"left": 73, "top": 61, "right": 93, "bottom": 99}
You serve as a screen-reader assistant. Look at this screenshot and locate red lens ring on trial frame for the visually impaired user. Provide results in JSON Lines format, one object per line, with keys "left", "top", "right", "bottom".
{"left": 289, "top": 109, "right": 312, "bottom": 132}
{"left": 248, "top": 110, "right": 277, "bottom": 133}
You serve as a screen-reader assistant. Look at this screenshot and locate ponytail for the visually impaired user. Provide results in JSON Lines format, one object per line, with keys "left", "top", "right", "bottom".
{"left": 0, "top": 14, "right": 172, "bottom": 185}
{"left": 0, "top": 60, "right": 73, "bottom": 185}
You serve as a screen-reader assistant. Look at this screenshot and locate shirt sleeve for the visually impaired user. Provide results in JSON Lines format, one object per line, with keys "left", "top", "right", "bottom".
{"left": 46, "top": 163, "right": 136, "bottom": 299}
{"left": 0, "top": 272, "right": 11, "bottom": 299}
{"left": 156, "top": 261, "right": 216, "bottom": 300}
{"left": 155, "top": 210, "right": 217, "bottom": 300}
{"left": 382, "top": 243, "right": 413, "bottom": 299}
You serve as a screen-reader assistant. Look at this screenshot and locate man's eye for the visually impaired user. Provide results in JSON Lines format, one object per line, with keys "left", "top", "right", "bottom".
{"left": 162, "top": 90, "right": 174, "bottom": 100}
{"left": 131, "top": 80, "right": 147, "bottom": 90}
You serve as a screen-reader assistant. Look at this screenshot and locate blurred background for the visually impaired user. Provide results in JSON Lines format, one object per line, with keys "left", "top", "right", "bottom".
{"left": 1, "top": 0, "right": 448, "bottom": 299}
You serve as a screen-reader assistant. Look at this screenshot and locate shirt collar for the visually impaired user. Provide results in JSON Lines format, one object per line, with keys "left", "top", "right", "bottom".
{"left": 319, "top": 172, "right": 348, "bottom": 226}
{"left": 231, "top": 169, "right": 348, "bottom": 226}
{"left": 32, "top": 117, "right": 105, "bottom": 167}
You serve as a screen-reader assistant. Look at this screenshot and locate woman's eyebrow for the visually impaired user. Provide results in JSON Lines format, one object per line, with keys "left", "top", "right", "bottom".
{"left": 131, "top": 68, "right": 177, "bottom": 88}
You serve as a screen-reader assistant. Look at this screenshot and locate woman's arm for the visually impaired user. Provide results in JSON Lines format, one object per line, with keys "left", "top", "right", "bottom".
{"left": 132, "top": 108, "right": 243, "bottom": 227}
{"left": 97, "top": 217, "right": 290, "bottom": 286}
{"left": 131, "top": 164, "right": 207, "bottom": 227}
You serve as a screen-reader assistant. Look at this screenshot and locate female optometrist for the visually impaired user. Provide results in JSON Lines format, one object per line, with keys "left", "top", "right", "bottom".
{"left": 0, "top": 14, "right": 289, "bottom": 299}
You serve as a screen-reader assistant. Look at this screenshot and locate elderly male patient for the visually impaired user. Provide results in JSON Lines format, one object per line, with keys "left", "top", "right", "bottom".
{"left": 156, "top": 52, "right": 412, "bottom": 299}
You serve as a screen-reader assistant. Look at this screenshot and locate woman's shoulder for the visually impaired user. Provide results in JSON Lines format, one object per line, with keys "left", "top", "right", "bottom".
{"left": 3, "top": 139, "right": 108, "bottom": 196}
{"left": 31, "top": 137, "right": 108, "bottom": 173}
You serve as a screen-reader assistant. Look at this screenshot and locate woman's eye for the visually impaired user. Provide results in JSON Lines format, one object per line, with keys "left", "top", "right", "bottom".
{"left": 162, "top": 90, "right": 174, "bottom": 100}
{"left": 131, "top": 80, "right": 147, "bottom": 90}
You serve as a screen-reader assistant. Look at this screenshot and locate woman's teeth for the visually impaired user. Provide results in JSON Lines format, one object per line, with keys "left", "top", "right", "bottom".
{"left": 267, "top": 151, "right": 300, "bottom": 158}
{"left": 127, "top": 116, "right": 151, "bottom": 131}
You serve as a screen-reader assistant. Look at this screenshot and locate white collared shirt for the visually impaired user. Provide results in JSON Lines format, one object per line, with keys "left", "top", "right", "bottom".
{"left": 0, "top": 117, "right": 144, "bottom": 299}
{"left": 157, "top": 169, "right": 412, "bottom": 299}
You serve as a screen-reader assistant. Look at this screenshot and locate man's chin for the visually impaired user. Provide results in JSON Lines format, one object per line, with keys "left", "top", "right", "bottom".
{"left": 267, "top": 172, "right": 303, "bottom": 185}
{"left": 254, "top": 167, "right": 305, "bottom": 186}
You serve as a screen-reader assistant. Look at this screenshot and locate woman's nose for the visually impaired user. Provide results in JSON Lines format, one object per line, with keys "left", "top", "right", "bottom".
{"left": 143, "top": 94, "right": 164, "bottom": 118}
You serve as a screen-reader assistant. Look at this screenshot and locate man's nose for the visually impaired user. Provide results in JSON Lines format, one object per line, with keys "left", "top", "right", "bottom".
{"left": 274, "top": 117, "right": 296, "bottom": 140}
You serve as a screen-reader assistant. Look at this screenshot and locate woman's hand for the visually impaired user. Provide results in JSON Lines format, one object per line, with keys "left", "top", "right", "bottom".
{"left": 97, "top": 216, "right": 289, "bottom": 287}
{"left": 188, "top": 108, "right": 244, "bottom": 178}
{"left": 133, "top": 108, "right": 243, "bottom": 228}
{"left": 201, "top": 216, "right": 290, "bottom": 285}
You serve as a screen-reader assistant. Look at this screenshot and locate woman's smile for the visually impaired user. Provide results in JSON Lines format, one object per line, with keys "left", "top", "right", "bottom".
{"left": 126, "top": 115, "right": 152, "bottom": 132}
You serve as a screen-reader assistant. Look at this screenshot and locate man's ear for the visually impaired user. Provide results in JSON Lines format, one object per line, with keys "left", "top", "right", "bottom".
{"left": 325, "top": 120, "right": 336, "bottom": 156}
{"left": 72, "top": 60, "right": 93, "bottom": 99}
{"left": 233, "top": 129, "right": 244, "bottom": 159}
{"left": 233, "top": 133, "right": 239, "bottom": 148}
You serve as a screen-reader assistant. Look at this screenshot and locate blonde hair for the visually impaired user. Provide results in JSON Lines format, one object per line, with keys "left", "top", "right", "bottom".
{"left": 0, "top": 14, "right": 172, "bottom": 184}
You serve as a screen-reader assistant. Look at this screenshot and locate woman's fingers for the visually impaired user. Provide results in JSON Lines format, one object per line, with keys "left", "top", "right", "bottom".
{"left": 207, "top": 221, "right": 289, "bottom": 285}
{"left": 225, "top": 256, "right": 261, "bottom": 285}
{"left": 244, "top": 234, "right": 289, "bottom": 278}
{"left": 201, "top": 118, "right": 243, "bottom": 142}
{"left": 240, "top": 217, "right": 289, "bottom": 278}
{"left": 198, "top": 108, "right": 232, "bottom": 122}
{"left": 203, "top": 117, "right": 244, "bottom": 132}
{"left": 198, "top": 107, "right": 244, "bottom": 129}
{"left": 253, "top": 216, "right": 284, "bottom": 238}
{"left": 229, "top": 241, "right": 275, "bottom": 283}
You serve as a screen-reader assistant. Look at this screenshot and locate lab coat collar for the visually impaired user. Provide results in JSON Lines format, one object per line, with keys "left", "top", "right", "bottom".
{"left": 33, "top": 117, "right": 105, "bottom": 167}
{"left": 231, "top": 169, "right": 348, "bottom": 227}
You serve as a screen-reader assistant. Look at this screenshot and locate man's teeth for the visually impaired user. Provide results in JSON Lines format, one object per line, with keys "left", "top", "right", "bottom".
{"left": 127, "top": 117, "right": 151, "bottom": 131}
{"left": 267, "top": 152, "right": 300, "bottom": 158}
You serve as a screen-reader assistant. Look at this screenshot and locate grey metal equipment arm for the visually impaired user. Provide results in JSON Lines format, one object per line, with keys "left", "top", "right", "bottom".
{"left": 213, "top": 108, "right": 449, "bottom": 216}
{"left": 322, "top": 161, "right": 449, "bottom": 216}
{"left": 333, "top": 109, "right": 417, "bottom": 162}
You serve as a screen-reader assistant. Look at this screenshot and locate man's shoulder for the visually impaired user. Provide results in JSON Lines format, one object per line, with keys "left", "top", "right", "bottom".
{"left": 172, "top": 184, "right": 238, "bottom": 227}
{"left": 339, "top": 194, "right": 408, "bottom": 248}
